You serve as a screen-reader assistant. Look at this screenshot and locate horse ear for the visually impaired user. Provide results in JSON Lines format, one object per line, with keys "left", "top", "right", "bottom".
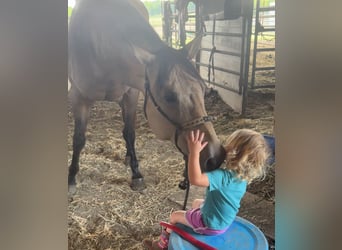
{"left": 132, "top": 45, "right": 156, "bottom": 64}
{"left": 180, "top": 34, "right": 203, "bottom": 60}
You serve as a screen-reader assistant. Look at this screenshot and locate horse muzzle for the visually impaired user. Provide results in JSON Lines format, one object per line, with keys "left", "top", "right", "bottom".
{"left": 175, "top": 130, "right": 226, "bottom": 172}
{"left": 201, "top": 142, "right": 226, "bottom": 172}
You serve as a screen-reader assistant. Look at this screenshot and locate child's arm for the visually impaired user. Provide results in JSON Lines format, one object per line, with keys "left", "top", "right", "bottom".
{"left": 186, "top": 130, "right": 209, "bottom": 187}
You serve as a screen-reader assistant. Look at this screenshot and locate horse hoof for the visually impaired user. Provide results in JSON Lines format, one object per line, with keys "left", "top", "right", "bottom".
{"left": 68, "top": 184, "right": 77, "bottom": 195}
{"left": 130, "top": 178, "right": 146, "bottom": 191}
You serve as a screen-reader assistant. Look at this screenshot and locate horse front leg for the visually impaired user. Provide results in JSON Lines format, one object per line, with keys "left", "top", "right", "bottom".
{"left": 68, "top": 88, "right": 92, "bottom": 194}
{"left": 120, "top": 88, "right": 145, "bottom": 191}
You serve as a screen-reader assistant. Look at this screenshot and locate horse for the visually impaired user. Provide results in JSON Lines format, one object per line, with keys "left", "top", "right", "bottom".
{"left": 68, "top": 0, "right": 226, "bottom": 193}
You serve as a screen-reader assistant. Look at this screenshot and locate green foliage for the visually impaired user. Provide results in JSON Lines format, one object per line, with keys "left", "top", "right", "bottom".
{"left": 149, "top": 15, "right": 162, "bottom": 27}
{"left": 256, "top": 0, "right": 275, "bottom": 7}
{"left": 68, "top": 7, "right": 73, "bottom": 18}
{"left": 143, "top": 1, "right": 161, "bottom": 16}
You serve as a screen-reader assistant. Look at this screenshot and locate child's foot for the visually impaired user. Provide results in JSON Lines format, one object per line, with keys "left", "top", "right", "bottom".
{"left": 142, "top": 239, "right": 167, "bottom": 250}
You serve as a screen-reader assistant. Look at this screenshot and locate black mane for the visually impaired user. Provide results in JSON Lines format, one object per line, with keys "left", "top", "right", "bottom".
{"left": 154, "top": 47, "right": 203, "bottom": 87}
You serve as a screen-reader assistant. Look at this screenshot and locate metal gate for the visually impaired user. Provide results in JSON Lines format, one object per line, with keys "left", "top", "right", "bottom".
{"left": 250, "top": 0, "right": 275, "bottom": 88}
{"left": 161, "top": 0, "right": 253, "bottom": 114}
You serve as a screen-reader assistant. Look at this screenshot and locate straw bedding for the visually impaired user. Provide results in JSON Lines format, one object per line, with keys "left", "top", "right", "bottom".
{"left": 68, "top": 89, "right": 274, "bottom": 249}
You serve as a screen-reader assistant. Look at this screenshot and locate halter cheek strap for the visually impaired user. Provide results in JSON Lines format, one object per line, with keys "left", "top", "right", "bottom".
{"left": 144, "top": 80, "right": 182, "bottom": 130}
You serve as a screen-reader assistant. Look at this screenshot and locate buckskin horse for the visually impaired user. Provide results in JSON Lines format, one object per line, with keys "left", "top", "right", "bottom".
{"left": 68, "top": 0, "right": 226, "bottom": 194}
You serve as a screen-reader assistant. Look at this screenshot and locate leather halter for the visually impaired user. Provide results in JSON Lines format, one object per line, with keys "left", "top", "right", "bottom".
{"left": 143, "top": 71, "right": 216, "bottom": 154}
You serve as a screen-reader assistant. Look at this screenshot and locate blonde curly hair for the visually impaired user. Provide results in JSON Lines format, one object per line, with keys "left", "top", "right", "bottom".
{"left": 224, "top": 129, "right": 270, "bottom": 184}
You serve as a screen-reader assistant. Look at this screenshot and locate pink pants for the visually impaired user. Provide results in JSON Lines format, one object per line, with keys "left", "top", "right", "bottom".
{"left": 185, "top": 207, "right": 228, "bottom": 235}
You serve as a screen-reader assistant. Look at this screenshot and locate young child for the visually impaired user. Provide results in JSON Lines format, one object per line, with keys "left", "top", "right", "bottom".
{"left": 143, "top": 129, "right": 270, "bottom": 250}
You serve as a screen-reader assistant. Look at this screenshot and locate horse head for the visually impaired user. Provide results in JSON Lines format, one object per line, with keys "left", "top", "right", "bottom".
{"left": 133, "top": 36, "right": 226, "bottom": 172}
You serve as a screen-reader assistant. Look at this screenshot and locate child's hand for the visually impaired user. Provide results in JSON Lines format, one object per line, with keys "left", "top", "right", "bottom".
{"left": 186, "top": 130, "right": 208, "bottom": 155}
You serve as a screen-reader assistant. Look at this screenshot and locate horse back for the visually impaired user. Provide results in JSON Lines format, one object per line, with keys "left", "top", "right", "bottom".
{"left": 68, "top": 0, "right": 164, "bottom": 100}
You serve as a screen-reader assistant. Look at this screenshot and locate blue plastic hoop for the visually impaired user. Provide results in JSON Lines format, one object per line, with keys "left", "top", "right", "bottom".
{"left": 168, "top": 216, "right": 268, "bottom": 250}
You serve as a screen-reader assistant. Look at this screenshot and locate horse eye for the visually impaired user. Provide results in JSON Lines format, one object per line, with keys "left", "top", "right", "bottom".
{"left": 164, "top": 92, "right": 178, "bottom": 103}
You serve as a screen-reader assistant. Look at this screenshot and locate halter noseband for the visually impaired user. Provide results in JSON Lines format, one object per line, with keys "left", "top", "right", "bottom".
{"left": 143, "top": 71, "right": 216, "bottom": 154}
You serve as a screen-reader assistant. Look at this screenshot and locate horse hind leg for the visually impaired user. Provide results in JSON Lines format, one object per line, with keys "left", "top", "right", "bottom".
{"left": 68, "top": 88, "right": 92, "bottom": 194}
{"left": 120, "top": 88, "right": 145, "bottom": 191}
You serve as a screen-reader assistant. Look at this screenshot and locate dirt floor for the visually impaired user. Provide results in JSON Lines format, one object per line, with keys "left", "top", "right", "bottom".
{"left": 68, "top": 82, "right": 275, "bottom": 249}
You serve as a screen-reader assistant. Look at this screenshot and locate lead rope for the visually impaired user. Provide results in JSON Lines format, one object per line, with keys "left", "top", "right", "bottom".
{"left": 182, "top": 155, "right": 190, "bottom": 210}
{"left": 144, "top": 71, "right": 215, "bottom": 210}
{"left": 145, "top": 86, "right": 189, "bottom": 208}
{"left": 174, "top": 129, "right": 190, "bottom": 210}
